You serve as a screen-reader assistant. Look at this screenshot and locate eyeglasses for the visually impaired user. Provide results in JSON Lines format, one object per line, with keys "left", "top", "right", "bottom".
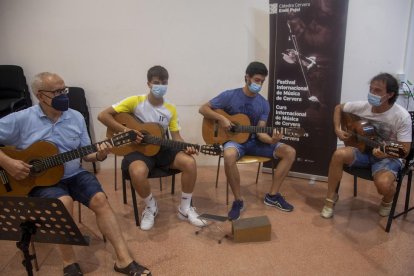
{"left": 39, "top": 87, "right": 69, "bottom": 97}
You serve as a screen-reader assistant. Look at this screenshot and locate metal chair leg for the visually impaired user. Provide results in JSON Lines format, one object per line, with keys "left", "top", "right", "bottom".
{"left": 353, "top": 175, "right": 358, "bottom": 197}
{"left": 160, "top": 178, "right": 163, "bottom": 191}
{"left": 404, "top": 170, "right": 412, "bottom": 212}
{"left": 255, "top": 163, "right": 261, "bottom": 184}
{"left": 386, "top": 178, "right": 403, "bottom": 232}
{"left": 216, "top": 155, "right": 222, "bottom": 188}
{"left": 122, "top": 173, "right": 127, "bottom": 204}
{"left": 114, "top": 155, "right": 117, "bottom": 191}
{"left": 171, "top": 175, "right": 175, "bottom": 195}
{"left": 130, "top": 183, "right": 140, "bottom": 226}
{"left": 78, "top": 201, "right": 82, "bottom": 223}
{"left": 226, "top": 180, "right": 229, "bottom": 205}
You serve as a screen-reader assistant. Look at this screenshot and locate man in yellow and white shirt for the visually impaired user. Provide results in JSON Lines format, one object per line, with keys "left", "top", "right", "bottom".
{"left": 99, "top": 65, "right": 205, "bottom": 231}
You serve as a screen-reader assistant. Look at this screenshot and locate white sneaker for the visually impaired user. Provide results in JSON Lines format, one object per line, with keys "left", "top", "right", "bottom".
{"left": 320, "top": 206, "right": 334, "bottom": 219}
{"left": 378, "top": 201, "right": 393, "bottom": 217}
{"left": 140, "top": 206, "right": 158, "bottom": 231}
{"left": 178, "top": 206, "right": 207, "bottom": 227}
{"left": 320, "top": 196, "right": 337, "bottom": 219}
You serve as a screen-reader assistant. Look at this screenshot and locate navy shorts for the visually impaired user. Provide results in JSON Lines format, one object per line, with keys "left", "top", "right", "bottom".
{"left": 29, "top": 171, "right": 104, "bottom": 207}
{"left": 349, "top": 148, "right": 403, "bottom": 178}
{"left": 122, "top": 147, "right": 181, "bottom": 172}
{"left": 224, "top": 139, "right": 283, "bottom": 160}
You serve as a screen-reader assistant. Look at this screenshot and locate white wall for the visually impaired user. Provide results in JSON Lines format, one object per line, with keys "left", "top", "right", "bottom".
{"left": 0, "top": 0, "right": 412, "bottom": 168}
{"left": 341, "top": 0, "right": 413, "bottom": 105}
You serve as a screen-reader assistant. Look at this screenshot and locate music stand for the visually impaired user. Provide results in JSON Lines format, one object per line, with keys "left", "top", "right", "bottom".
{"left": 0, "top": 196, "right": 89, "bottom": 276}
{"left": 195, "top": 213, "right": 230, "bottom": 244}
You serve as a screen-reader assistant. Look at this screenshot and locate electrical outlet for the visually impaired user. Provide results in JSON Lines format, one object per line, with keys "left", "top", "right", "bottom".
{"left": 397, "top": 73, "right": 407, "bottom": 84}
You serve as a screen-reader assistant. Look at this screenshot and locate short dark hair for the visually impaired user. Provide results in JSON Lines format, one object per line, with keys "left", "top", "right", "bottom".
{"left": 147, "top": 65, "right": 169, "bottom": 82}
{"left": 370, "top": 73, "right": 399, "bottom": 104}
{"left": 245, "top": 61, "right": 268, "bottom": 78}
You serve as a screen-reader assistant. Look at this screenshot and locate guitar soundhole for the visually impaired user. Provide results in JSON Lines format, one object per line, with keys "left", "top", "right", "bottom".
{"left": 141, "top": 131, "right": 150, "bottom": 144}
{"left": 229, "top": 123, "right": 239, "bottom": 133}
{"left": 29, "top": 159, "right": 44, "bottom": 175}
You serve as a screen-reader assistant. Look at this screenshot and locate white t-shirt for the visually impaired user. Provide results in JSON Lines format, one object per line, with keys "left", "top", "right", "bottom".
{"left": 343, "top": 101, "right": 412, "bottom": 142}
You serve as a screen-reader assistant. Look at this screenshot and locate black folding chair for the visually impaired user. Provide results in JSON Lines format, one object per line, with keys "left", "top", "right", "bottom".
{"left": 0, "top": 65, "right": 32, "bottom": 118}
{"left": 338, "top": 111, "right": 414, "bottom": 232}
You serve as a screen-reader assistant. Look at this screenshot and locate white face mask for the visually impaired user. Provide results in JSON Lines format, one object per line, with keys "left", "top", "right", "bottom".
{"left": 151, "top": 84, "right": 168, "bottom": 98}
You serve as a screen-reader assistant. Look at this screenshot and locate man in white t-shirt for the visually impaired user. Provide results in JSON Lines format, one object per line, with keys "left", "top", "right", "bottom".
{"left": 321, "top": 73, "right": 412, "bottom": 219}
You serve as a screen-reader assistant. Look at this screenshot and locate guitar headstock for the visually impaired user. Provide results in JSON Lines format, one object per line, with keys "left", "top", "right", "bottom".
{"left": 200, "top": 144, "right": 223, "bottom": 156}
{"left": 384, "top": 143, "right": 407, "bottom": 158}
{"left": 285, "top": 127, "right": 306, "bottom": 138}
{"left": 111, "top": 130, "right": 137, "bottom": 147}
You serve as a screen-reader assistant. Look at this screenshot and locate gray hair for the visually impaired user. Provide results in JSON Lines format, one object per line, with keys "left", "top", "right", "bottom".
{"left": 31, "top": 72, "right": 56, "bottom": 93}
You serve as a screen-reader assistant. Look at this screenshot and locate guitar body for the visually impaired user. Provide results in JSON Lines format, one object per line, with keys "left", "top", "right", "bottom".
{"left": 106, "top": 113, "right": 164, "bottom": 156}
{"left": 202, "top": 109, "right": 251, "bottom": 144}
{"left": 0, "top": 141, "right": 64, "bottom": 196}
{"left": 339, "top": 112, "right": 410, "bottom": 158}
{"left": 341, "top": 112, "right": 374, "bottom": 152}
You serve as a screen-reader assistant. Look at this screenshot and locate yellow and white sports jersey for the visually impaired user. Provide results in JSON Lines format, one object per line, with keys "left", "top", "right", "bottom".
{"left": 112, "top": 95, "right": 180, "bottom": 132}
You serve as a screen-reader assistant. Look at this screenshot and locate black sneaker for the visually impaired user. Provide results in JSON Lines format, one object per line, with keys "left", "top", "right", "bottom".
{"left": 228, "top": 200, "right": 244, "bottom": 220}
{"left": 63, "top": 263, "right": 83, "bottom": 276}
{"left": 264, "top": 193, "right": 294, "bottom": 212}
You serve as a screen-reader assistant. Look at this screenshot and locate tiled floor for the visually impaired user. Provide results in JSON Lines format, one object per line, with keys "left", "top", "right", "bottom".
{"left": 1, "top": 165, "right": 413, "bottom": 275}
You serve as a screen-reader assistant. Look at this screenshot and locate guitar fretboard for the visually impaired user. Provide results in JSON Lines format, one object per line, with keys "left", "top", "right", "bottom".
{"left": 234, "top": 125, "right": 289, "bottom": 135}
{"left": 31, "top": 144, "right": 99, "bottom": 173}
{"left": 350, "top": 131, "right": 381, "bottom": 148}
{"left": 143, "top": 135, "right": 200, "bottom": 151}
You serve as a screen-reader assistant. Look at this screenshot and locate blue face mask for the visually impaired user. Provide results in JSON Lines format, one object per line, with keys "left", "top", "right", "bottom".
{"left": 367, "top": 92, "right": 383, "bottom": 107}
{"left": 248, "top": 82, "right": 262, "bottom": 94}
{"left": 151, "top": 84, "right": 168, "bottom": 98}
{"left": 51, "top": 94, "right": 69, "bottom": 111}
{"left": 42, "top": 92, "right": 69, "bottom": 111}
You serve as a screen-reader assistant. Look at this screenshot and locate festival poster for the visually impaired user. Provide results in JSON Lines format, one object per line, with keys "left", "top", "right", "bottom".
{"left": 266, "top": 0, "right": 349, "bottom": 179}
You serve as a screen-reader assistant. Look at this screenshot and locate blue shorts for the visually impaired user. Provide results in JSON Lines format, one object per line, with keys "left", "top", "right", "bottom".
{"left": 29, "top": 171, "right": 104, "bottom": 207}
{"left": 224, "top": 139, "right": 282, "bottom": 159}
{"left": 349, "top": 148, "right": 403, "bottom": 178}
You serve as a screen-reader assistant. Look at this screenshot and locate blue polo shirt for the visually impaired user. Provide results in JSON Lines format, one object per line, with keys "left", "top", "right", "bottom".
{"left": 0, "top": 105, "right": 91, "bottom": 179}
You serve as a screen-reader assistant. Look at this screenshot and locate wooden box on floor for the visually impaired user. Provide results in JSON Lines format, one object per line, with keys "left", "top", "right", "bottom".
{"left": 232, "top": 216, "right": 271, "bottom": 243}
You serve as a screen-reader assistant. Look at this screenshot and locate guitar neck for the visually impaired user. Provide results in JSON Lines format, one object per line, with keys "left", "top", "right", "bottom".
{"left": 352, "top": 132, "right": 381, "bottom": 148}
{"left": 33, "top": 139, "right": 112, "bottom": 172}
{"left": 234, "top": 125, "right": 286, "bottom": 135}
{"left": 143, "top": 135, "right": 200, "bottom": 151}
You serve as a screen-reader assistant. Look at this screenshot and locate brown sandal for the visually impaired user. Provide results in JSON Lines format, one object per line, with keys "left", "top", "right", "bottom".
{"left": 114, "top": 261, "right": 151, "bottom": 276}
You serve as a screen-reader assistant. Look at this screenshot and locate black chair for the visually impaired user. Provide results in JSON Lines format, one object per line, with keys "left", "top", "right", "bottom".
{"left": 121, "top": 160, "right": 181, "bottom": 227}
{"left": 67, "top": 87, "right": 97, "bottom": 174}
{"left": 0, "top": 65, "right": 32, "bottom": 118}
{"left": 338, "top": 111, "right": 414, "bottom": 232}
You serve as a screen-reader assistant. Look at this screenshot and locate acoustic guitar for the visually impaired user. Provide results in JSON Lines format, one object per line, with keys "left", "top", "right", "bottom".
{"left": 202, "top": 109, "right": 305, "bottom": 144}
{"left": 0, "top": 131, "right": 137, "bottom": 196}
{"left": 106, "top": 113, "right": 222, "bottom": 156}
{"left": 341, "top": 112, "right": 406, "bottom": 158}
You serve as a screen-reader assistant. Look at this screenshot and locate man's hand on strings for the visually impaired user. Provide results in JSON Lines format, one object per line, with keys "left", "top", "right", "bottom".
{"left": 335, "top": 129, "right": 351, "bottom": 141}
{"left": 4, "top": 159, "right": 31, "bottom": 180}
{"left": 219, "top": 116, "right": 234, "bottom": 131}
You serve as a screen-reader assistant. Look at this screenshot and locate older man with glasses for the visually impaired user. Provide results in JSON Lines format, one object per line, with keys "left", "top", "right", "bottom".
{"left": 0, "top": 72, "right": 151, "bottom": 276}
